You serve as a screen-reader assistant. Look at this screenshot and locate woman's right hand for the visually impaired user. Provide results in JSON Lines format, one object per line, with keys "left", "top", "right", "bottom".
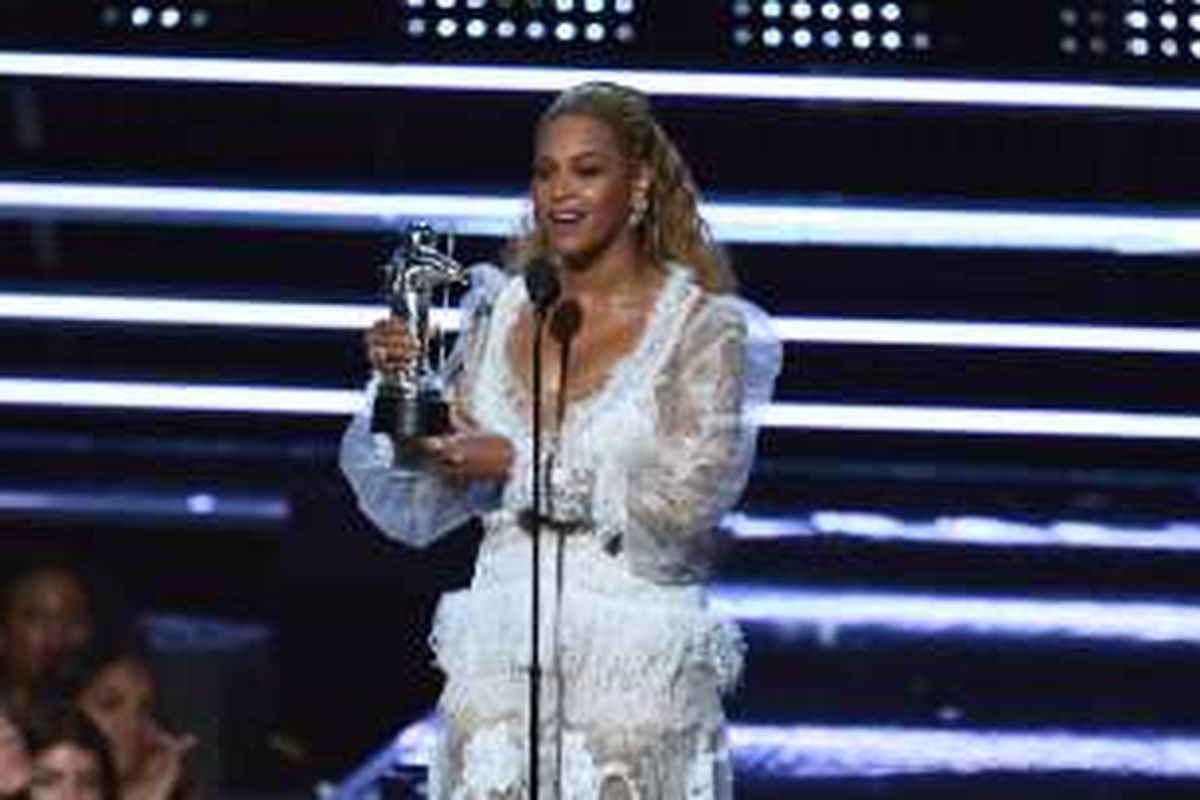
{"left": 365, "top": 317, "right": 412, "bottom": 374}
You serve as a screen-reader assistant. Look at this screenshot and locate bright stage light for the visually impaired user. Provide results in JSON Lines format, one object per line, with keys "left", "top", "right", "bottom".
{"left": 396, "top": 0, "right": 637, "bottom": 46}
{"left": 386, "top": 716, "right": 1200, "bottom": 779}
{"left": 715, "top": 584, "right": 1200, "bottom": 644}
{"left": 4, "top": 379, "right": 1200, "bottom": 440}
{"left": 8, "top": 293, "right": 1200, "bottom": 357}
{"left": 0, "top": 378, "right": 361, "bottom": 416}
{"left": 160, "top": 7, "right": 182, "bottom": 29}
{"left": 762, "top": 403, "right": 1200, "bottom": 440}
{"left": 726, "top": 509, "right": 1200, "bottom": 553}
{"left": 7, "top": 181, "right": 1200, "bottom": 253}
{"left": 7, "top": 52, "right": 1200, "bottom": 112}
{"left": 730, "top": 724, "right": 1200, "bottom": 779}
{"left": 738, "top": 0, "right": 921, "bottom": 55}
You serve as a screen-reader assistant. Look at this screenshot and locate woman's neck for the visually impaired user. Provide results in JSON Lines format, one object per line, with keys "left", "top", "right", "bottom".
{"left": 559, "top": 239, "right": 658, "bottom": 301}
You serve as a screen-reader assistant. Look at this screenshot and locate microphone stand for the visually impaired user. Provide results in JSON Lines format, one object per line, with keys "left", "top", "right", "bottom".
{"left": 524, "top": 259, "right": 559, "bottom": 800}
{"left": 547, "top": 299, "right": 581, "bottom": 798}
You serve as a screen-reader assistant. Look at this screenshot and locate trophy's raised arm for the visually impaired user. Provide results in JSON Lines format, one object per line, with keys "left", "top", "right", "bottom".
{"left": 370, "top": 222, "right": 468, "bottom": 467}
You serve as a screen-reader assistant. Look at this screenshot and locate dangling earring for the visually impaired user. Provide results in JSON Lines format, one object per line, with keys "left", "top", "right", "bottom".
{"left": 628, "top": 194, "right": 648, "bottom": 229}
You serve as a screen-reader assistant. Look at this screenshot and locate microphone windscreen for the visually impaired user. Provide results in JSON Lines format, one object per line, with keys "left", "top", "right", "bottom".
{"left": 549, "top": 298, "right": 583, "bottom": 345}
{"left": 524, "top": 257, "right": 561, "bottom": 312}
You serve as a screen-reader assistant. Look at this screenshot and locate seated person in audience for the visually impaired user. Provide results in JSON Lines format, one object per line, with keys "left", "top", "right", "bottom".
{"left": 1, "top": 562, "right": 96, "bottom": 720}
{"left": 22, "top": 702, "right": 119, "bottom": 800}
{"left": 0, "top": 706, "right": 31, "bottom": 798}
{"left": 37, "top": 640, "right": 195, "bottom": 800}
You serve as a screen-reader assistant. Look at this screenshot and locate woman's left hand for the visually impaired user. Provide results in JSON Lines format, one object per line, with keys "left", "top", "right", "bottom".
{"left": 125, "top": 723, "right": 197, "bottom": 800}
{"left": 418, "top": 411, "right": 514, "bottom": 482}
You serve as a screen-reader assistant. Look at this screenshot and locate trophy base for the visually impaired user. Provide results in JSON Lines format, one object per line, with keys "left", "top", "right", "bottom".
{"left": 371, "top": 387, "right": 452, "bottom": 466}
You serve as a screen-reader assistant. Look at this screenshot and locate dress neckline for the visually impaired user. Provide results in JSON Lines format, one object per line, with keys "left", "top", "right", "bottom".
{"left": 497, "top": 264, "right": 692, "bottom": 434}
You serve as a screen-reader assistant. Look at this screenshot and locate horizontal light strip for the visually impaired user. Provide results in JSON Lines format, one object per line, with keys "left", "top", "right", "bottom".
{"left": 724, "top": 511, "right": 1200, "bottom": 553}
{"left": 774, "top": 317, "right": 1200, "bottom": 354}
{"left": 713, "top": 585, "right": 1200, "bottom": 645}
{"left": 0, "top": 486, "right": 289, "bottom": 525}
{"left": 0, "top": 292, "right": 422, "bottom": 331}
{"left": 144, "top": 613, "right": 272, "bottom": 651}
{"left": 2, "top": 181, "right": 1200, "bottom": 252}
{"left": 731, "top": 724, "right": 1200, "bottom": 779}
{"left": 764, "top": 402, "right": 1200, "bottom": 440}
{"left": 0, "top": 378, "right": 361, "bottom": 415}
{"left": 384, "top": 716, "right": 1200, "bottom": 779}
{"left": 0, "top": 182, "right": 524, "bottom": 237}
{"left": 3, "top": 51, "right": 1200, "bottom": 113}
{"left": 5, "top": 379, "right": 1200, "bottom": 440}
{"left": 8, "top": 292, "right": 1200, "bottom": 355}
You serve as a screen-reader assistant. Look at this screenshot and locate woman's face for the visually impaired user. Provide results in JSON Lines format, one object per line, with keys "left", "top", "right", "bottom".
{"left": 77, "top": 658, "right": 153, "bottom": 779}
{"left": 0, "top": 712, "right": 31, "bottom": 795}
{"left": 1, "top": 571, "right": 91, "bottom": 685}
{"left": 28, "top": 743, "right": 102, "bottom": 800}
{"left": 531, "top": 113, "right": 645, "bottom": 266}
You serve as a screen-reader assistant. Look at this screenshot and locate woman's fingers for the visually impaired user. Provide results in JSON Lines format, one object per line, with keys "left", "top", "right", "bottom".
{"left": 365, "top": 318, "right": 412, "bottom": 372}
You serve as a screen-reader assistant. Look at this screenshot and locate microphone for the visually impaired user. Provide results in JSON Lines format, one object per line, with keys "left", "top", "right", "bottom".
{"left": 521, "top": 253, "right": 562, "bottom": 800}
{"left": 549, "top": 298, "right": 582, "bottom": 347}
{"left": 549, "top": 299, "right": 583, "bottom": 433}
{"left": 524, "top": 256, "right": 561, "bottom": 316}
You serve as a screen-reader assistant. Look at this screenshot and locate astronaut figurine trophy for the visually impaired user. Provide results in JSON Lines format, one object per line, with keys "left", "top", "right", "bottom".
{"left": 370, "top": 222, "right": 467, "bottom": 468}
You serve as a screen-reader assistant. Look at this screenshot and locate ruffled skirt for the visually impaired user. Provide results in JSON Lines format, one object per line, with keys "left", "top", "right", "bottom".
{"left": 427, "top": 531, "right": 743, "bottom": 799}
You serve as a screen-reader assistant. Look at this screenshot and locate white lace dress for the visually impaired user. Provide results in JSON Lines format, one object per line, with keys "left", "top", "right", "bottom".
{"left": 340, "top": 263, "right": 781, "bottom": 799}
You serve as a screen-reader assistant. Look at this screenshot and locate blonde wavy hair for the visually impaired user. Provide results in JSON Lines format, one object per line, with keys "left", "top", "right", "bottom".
{"left": 507, "top": 81, "right": 735, "bottom": 293}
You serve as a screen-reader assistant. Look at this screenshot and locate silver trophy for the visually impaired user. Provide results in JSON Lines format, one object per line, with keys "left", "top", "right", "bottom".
{"left": 370, "top": 222, "right": 467, "bottom": 464}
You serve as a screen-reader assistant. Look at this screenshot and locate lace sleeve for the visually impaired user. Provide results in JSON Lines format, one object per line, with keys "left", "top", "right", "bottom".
{"left": 621, "top": 294, "right": 782, "bottom": 582}
{"left": 338, "top": 263, "right": 509, "bottom": 548}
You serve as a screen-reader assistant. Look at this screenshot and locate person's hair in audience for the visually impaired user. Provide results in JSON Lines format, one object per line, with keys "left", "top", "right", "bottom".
{"left": 22, "top": 701, "right": 119, "bottom": 800}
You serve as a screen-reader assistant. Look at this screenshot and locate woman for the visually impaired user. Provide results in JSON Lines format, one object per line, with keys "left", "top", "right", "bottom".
{"left": 341, "top": 82, "right": 780, "bottom": 798}
{"left": 38, "top": 642, "right": 194, "bottom": 800}
{"left": 22, "top": 705, "right": 119, "bottom": 800}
